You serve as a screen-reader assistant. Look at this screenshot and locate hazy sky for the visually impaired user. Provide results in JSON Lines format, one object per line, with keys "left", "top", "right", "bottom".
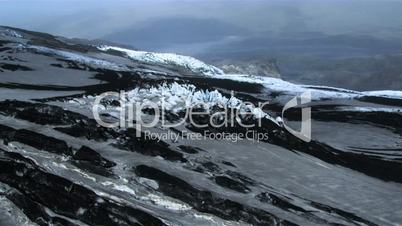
{"left": 1, "top": 0, "right": 402, "bottom": 55}
{"left": 1, "top": 0, "right": 402, "bottom": 90}
{"left": 1, "top": 0, "right": 402, "bottom": 38}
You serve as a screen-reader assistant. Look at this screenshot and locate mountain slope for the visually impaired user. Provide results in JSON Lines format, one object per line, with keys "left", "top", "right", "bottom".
{"left": 0, "top": 26, "right": 402, "bottom": 226}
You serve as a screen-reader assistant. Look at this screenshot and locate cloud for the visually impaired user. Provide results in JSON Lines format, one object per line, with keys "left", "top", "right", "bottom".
{"left": 2, "top": 0, "right": 402, "bottom": 42}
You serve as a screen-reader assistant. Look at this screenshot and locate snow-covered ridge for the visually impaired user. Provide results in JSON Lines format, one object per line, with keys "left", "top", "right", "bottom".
{"left": 362, "top": 90, "right": 402, "bottom": 99}
{"left": 209, "top": 74, "right": 358, "bottom": 100}
{"left": 1, "top": 29, "right": 23, "bottom": 38}
{"left": 336, "top": 106, "right": 401, "bottom": 113}
{"left": 95, "top": 46, "right": 399, "bottom": 100}
{"left": 23, "top": 42, "right": 402, "bottom": 101}
{"left": 98, "top": 45, "right": 224, "bottom": 76}
{"left": 28, "top": 45, "right": 129, "bottom": 71}
{"left": 210, "top": 73, "right": 402, "bottom": 100}
{"left": 96, "top": 45, "right": 402, "bottom": 101}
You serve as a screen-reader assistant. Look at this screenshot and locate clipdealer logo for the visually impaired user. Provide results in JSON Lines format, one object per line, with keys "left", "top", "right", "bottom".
{"left": 281, "top": 91, "right": 312, "bottom": 142}
{"left": 92, "top": 91, "right": 312, "bottom": 142}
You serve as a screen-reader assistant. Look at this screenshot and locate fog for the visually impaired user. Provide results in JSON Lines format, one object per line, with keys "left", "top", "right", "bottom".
{"left": 2, "top": 0, "right": 402, "bottom": 41}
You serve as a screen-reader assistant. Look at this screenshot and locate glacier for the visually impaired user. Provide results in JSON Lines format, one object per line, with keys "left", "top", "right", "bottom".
{"left": 98, "top": 45, "right": 224, "bottom": 76}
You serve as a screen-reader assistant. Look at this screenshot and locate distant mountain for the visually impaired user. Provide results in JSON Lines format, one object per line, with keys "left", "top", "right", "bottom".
{"left": 195, "top": 32, "right": 402, "bottom": 91}
{"left": 103, "top": 17, "right": 248, "bottom": 51}
{"left": 210, "top": 58, "right": 281, "bottom": 78}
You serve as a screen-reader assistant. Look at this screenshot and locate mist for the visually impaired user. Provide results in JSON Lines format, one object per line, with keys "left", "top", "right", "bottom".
{"left": 1, "top": 0, "right": 402, "bottom": 90}
{"left": 2, "top": 0, "right": 402, "bottom": 41}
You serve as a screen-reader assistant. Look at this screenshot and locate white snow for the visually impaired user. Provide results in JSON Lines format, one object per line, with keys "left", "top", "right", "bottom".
{"left": 27, "top": 43, "right": 397, "bottom": 102}
{"left": 209, "top": 73, "right": 402, "bottom": 101}
{"left": 74, "top": 82, "right": 278, "bottom": 124}
{"left": 363, "top": 90, "right": 402, "bottom": 99}
{"left": 28, "top": 45, "right": 128, "bottom": 71}
{"left": 101, "top": 181, "right": 137, "bottom": 196}
{"left": 76, "top": 207, "right": 87, "bottom": 216}
{"left": 98, "top": 45, "right": 224, "bottom": 76}
{"left": 123, "top": 82, "right": 274, "bottom": 121}
{"left": 336, "top": 106, "right": 401, "bottom": 113}
{"left": 144, "top": 194, "right": 192, "bottom": 211}
{"left": 3, "top": 29, "right": 23, "bottom": 38}
{"left": 210, "top": 74, "right": 360, "bottom": 100}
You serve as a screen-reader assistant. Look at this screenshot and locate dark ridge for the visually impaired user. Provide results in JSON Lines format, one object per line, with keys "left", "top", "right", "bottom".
{"left": 214, "top": 176, "right": 251, "bottom": 193}
{"left": 311, "top": 201, "right": 377, "bottom": 226}
{"left": 70, "top": 161, "right": 116, "bottom": 178}
{"left": 349, "top": 146, "right": 402, "bottom": 151}
{"left": 0, "top": 124, "right": 15, "bottom": 142}
{"left": 0, "top": 100, "right": 88, "bottom": 125}
{"left": 0, "top": 55, "right": 27, "bottom": 62}
{"left": 73, "top": 146, "right": 116, "bottom": 168}
{"left": 283, "top": 107, "right": 402, "bottom": 133}
{"left": 134, "top": 164, "right": 297, "bottom": 226}
{"left": 187, "top": 160, "right": 256, "bottom": 193}
{"left": 226, "top": 171, "right": 256, "bottom": 186}
{"left": 347, "top": 147, "right": 402, "bottom": 156}
{"left": 0, "top": 100, "right": 120, "bottom": 142}
{"left": 358, "top": 96, "right": 402, "bottom": 107}
{"left": 1, "top": 26, "right": 53, "bottom": 40}
{"left": 0, "top": 40, "right": 11, "bottom": 45}
{"left": 257, "top": 192, "right": 377, "bottom": 225}
{"left": 54, "top": 122, "right": 117, "bottom": 141}
{"left": 0, "top": 82, "right": 80, "bottom": 91}
{"left": 2, "top": 125, "right": 108, "bottom": 169}
{"left": 192, "top": 161, "right": 221, "bottom": 174}
{"left": 115, "top": 128, "right": 187, "bottom": 162}
{"left": 7, "top": 191, "right": 80, "bottom": 226}
{"left": 0, "top": 149, "right": 166, "bottom": 226}
{"left": 221, "top": 161, "right": 236, "bottom": 168}
{"left": 0, "top": 125, "right": 116, "bottom": 177}
{"left": 0, "top": 101, "right": 117, "bottom": 141}
{"left": 256, "top": 193, "right": 331, "bottom": 225}
{"left": 177, "top": 145, "right": 204, "bottom": 154}
{"left": 49, "top": 59, "right": 96, "bottom": 71}
{"left": 304, "top": 86, "right": 359, "bottom": 94}
{"left": 257, "top": 193, "right": 307, "bottom": 213}
{"left": 0, "top": 47, "right": 12, "bottom": 52}
{"left": 98, "top": 48, "right": 129, "bottom": 58}
{"left": 0, "top": 63, "right": 32, "bottom": 71}
{"left": 3, "top": 128, "right": 72, "bottom": 156}
{"left": 50, "top": 63, "right": 64, "bottom": 68}
{"left": 1, "top": 26, "right": 99, "bottom": 53}
{"left": 185, "top": 76, "right": 265, "bottom": 94}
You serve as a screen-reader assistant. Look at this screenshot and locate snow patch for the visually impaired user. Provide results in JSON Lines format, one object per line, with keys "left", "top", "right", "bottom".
{"left": 98, "top": 45, "right": 224, "bottom": 76}
{"left": 363, "top": 90, "right": 402, "bottom": 99}
{"left": 2, "top": 29, "right": 23, "bottom": 38}
{"left": 28, "top": 45, "right": 128, "bottom": 71}
{"left": 101, "top": 181, "right": 137, "bottom": 196}
{"left": 336, "top": 106, "right": 401, "bottom": 113}
{"left": 211, "top": 73, "right": 402, "bottom": 101}
{"left": 145, "top": 194, "right": 192, "bottom": 211}
{"left": 85, "top": 82, "right": 277, "bottom": 123}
